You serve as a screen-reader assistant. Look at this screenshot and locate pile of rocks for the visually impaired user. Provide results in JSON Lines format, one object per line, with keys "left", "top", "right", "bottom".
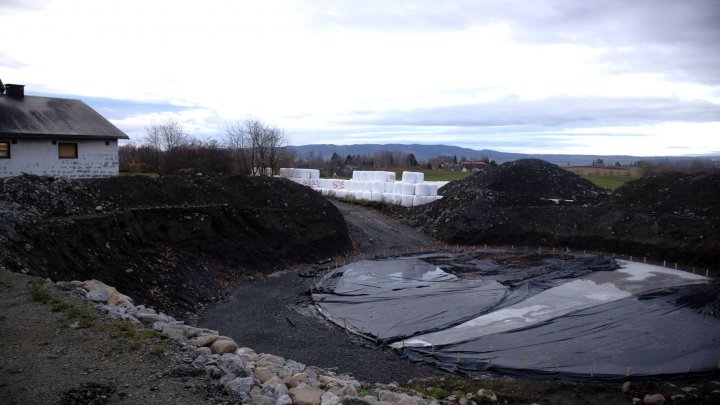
{"left": 58, "top": 278, "right": 443, "bottom": 405}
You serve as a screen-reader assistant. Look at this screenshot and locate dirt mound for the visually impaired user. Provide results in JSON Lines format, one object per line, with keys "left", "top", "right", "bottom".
{"left": 403, "top": 162, "right": 720, "bottom": 269}
{"left": 440, "top": 159, "right": 605, "bottom": 204}
{"left": 0, "top": 173, "right": 352, "bottom": 317}
{"left": 603, "top": 171, "right": 720, "bottom": 219}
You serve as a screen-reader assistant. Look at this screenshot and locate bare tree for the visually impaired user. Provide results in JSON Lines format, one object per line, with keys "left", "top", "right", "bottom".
{"left": 225, "top": 118, "right": 287, "bottom": 176}
{"left": 223, "top": 120, "right": 250, "bottom": 174}
{"left": 143, "top": 118, "right": 191, "bottom": 172}
{"left": 145, "top": 117, "right": 189, "bottom": 152}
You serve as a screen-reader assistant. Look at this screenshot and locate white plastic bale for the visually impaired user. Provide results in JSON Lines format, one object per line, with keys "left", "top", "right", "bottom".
{"left": 279, "top": 168, "right": 291, "bottom": 178}
{"left": 352, "top": 171, "right": 368, "bottom": 182}
{"left": 371, "top": 182, "right": 384, "bottom": 193}
{"left": 318, "top": 179, "right": 331, "bottom": 189}
{"left": 413, "top": 196, "right": 430, "bottom": 207}
{"left": 331, "top": 179, "right": 347, "bottom": 190}
{"left": 362, "top": 191, "right": 372, "bottom": 201}
{"left": 426, "top": 184, "right": 438, "bottom": 196}
{"left": 401, "top": 171, "right": 424, "bottom": 184}
{"left": 393, "top": 182, "right": 403, "bottom": 194}
{"left": 384, "top": 183, "right": 394, "bottom": 193}
{"left": 401, "top": 183, "right": 416, "bottom": 196}
{"left": 371, "top": 192, "right": 383, "bottom": 202}
{"left": 401, "top": 195, "right": 414, "bottom": 207}
{"left": 393, "top": 194, "right": 402, "bottom": 204}
{"left": 363, "top": 182, "right": 373, "bottom": 192}
{"left": 309, "top": 169, "right": 320, "bottom": 179}
{"left": 415, "top": 183, "right": 430, "bottom": 196}
{"left": 381, "top": 193, "right": 395, "bottom": 203}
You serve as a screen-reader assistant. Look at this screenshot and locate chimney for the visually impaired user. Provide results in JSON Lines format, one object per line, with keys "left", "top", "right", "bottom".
{"left": 5, "top": 84, "right": 25, "bottom": 98}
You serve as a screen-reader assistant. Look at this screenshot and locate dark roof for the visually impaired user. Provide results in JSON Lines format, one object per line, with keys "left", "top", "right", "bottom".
{"left": 0, "top": 95, "right": 129, "bottom": 139}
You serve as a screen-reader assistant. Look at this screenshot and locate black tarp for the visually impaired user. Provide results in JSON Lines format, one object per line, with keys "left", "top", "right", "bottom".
{"left": 312, "top": 250, "right": 718, "bottom": 380}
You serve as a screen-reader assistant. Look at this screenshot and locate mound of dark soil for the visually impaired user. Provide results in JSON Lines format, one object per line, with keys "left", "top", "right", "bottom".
{"left": 603, "top": 171, "right": 720, "bottom": 219}
{"left": 404, "top": 160, "right": 720, "bottom": 269}
{"left": 0, "top": 173, "right": 352, "bottom": 317}
{"left": 440, "top": 159, "right": 605, "bottom": 204}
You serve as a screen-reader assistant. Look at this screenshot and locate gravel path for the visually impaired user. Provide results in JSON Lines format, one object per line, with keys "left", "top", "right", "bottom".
{"left": 198, "top": 200, "right": 449, "bottom": 383}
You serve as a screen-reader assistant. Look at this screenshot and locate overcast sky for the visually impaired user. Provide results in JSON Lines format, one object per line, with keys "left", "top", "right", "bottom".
{"left": 2, "top": 0, "right": 719, "bottom": 156}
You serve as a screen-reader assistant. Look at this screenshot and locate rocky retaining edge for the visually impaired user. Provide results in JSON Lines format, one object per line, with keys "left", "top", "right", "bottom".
{"left": 56, "top": 278, "right": 487, "bottom": 405}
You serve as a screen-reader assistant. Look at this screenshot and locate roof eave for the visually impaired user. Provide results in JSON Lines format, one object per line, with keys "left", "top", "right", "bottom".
{"left": 0, "top": 132, "right": 129, "bottom": 140}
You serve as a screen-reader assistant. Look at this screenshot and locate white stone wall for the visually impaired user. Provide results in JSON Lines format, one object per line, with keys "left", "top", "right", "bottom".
{"left": 0, "top": 139, "right": 120, "bottom": 178}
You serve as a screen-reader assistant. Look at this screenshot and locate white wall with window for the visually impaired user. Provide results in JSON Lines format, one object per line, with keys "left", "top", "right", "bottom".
{"left": 0, "top": 139, "right": 119, "bottom": 178}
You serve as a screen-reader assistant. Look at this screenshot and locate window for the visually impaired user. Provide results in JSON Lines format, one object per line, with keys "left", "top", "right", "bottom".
{"left": 0, "top": 141, "right": 9, "bottom": 158}
{"left": 58, "top": 142, "right": 78, "bottom": 159}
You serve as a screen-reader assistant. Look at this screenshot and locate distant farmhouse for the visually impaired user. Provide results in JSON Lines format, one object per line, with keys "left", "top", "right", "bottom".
{"left": 0, "top": 81, "right": 129, "bottom": 178}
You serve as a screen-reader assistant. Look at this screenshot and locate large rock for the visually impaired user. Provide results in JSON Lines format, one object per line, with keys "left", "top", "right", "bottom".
{"left": 251, "top": 394, "right": 276, "bottom": 405}
{"left": 217, "top": 353, "right": 249, "bottom": 376}
{"left": 191, "top": 333, "right": 219, "bottom": 347}
{"left": 258, "top": 354, "right": 286, "bottom": 366}
{"left": 211, "top": 338, "right": 239, "bottom": 355}
{"left": 255, "top": 367, "right": 278, "bottom": 384}
{"left": 643, "top": 394, "right": 665, "bottom": 405}
{"left": 321, "top": 391, "right": 341, "bottom": 405}
{"left": 337, "top": 384, "right": 358, "bottom": 398}
{"left": 290, "top": 387, "right": 324, "bottom": 405}
{"left": 276, "top": 394, "right": 293, "bottom": 405}
{"left": 225, "top": 376, "right": 255, "bottom": 396}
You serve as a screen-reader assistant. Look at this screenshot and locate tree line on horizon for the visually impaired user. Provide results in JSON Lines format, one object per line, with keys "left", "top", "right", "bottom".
{"left": 119, "top": 118, "right": 718, "bottom": 177}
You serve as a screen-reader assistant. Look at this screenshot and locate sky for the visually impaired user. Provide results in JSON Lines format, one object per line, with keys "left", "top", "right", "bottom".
{"left": 1, "top": 0, "right": 719, "bottom": 156}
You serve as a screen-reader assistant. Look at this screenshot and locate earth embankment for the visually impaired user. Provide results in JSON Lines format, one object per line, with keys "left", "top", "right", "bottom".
{"left": 0, "top": 173, "right": 353, "bottom": 317}
{"left": 406, "top": 160, "right": 720, "bottom": 270}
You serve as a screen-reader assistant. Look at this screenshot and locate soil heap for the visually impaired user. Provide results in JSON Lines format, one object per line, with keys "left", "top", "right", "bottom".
{"left": 406, "top": 160, "right": 720, "bottom": 269}
{"left": 0, "top": 172, "right": 352, "bottom": 317}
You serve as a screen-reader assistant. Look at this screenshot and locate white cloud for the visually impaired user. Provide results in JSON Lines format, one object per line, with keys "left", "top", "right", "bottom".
{"left": 1, "top": 0, "right": 718, "bottom": 156}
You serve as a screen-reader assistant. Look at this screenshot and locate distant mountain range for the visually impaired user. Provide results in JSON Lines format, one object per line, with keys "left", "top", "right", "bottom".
{"left": 287, "top": 144, "right": 718, "bottom": 166}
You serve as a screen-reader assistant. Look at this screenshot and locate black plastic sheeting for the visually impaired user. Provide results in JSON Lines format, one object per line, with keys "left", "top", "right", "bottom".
{"left": 312, "top": 249, "right": 719, "bottom": 380}
{"left": 401, "top": 285, "right": 720, "bottom": 381}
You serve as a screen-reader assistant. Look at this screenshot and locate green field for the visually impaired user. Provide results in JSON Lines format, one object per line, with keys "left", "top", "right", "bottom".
{"left": 420, "top": 170, "right": 475, "bottom": 181}
{"left": 583, "top": 175, "right": 640, "bottom": 190}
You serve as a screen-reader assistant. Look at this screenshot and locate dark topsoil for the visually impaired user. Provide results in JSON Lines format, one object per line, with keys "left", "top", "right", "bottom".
{"left": 404, "top": 159, "right": 720, "bottom": 270}
{"left": 0, "top": 172, "right": 352, "bottom": 318}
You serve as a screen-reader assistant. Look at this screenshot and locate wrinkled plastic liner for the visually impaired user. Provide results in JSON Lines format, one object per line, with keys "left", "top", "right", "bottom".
{"left": 312, "top": 249, "right": 717, "bottom": 380}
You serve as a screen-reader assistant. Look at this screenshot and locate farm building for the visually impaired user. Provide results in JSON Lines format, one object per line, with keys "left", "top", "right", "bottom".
{"left": 0, "top": 82, "right": 129, "bottom": 178}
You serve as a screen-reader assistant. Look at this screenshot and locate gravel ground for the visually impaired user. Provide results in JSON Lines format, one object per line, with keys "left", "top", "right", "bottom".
{"left": 0, "top": 267, "right": 235, "bottom": 405}
{"left": 198, "top": 200, "right": 450, "bottom": 383}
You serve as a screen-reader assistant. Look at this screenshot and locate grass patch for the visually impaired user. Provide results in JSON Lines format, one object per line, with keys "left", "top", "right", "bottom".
{"left": 426, "top": 386, "right": 450, "bottom": 399}
{"left": 113, "top": 319, "right": 138, "bottom": 339}
{"left": 149, "top": 346, "right": 167, "bottom": 357}
{"left": 421, "top": 170, "right": 474, "bottom": 182}
{"left": 358, "top": 387, "right": 375, "bottom": 397}
{"left": 66, "top": 303, "right": 96, "bottom": 328}
{"left": 28, "top": 280, "right": 53, "bottom": 304}
{"left": 583, "top": 175, "right": 640, "bottom": 190}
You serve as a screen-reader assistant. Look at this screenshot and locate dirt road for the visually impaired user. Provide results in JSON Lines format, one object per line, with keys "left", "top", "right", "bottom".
{"left": 198, "top": 200, "right": 448, "bottom": 383}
